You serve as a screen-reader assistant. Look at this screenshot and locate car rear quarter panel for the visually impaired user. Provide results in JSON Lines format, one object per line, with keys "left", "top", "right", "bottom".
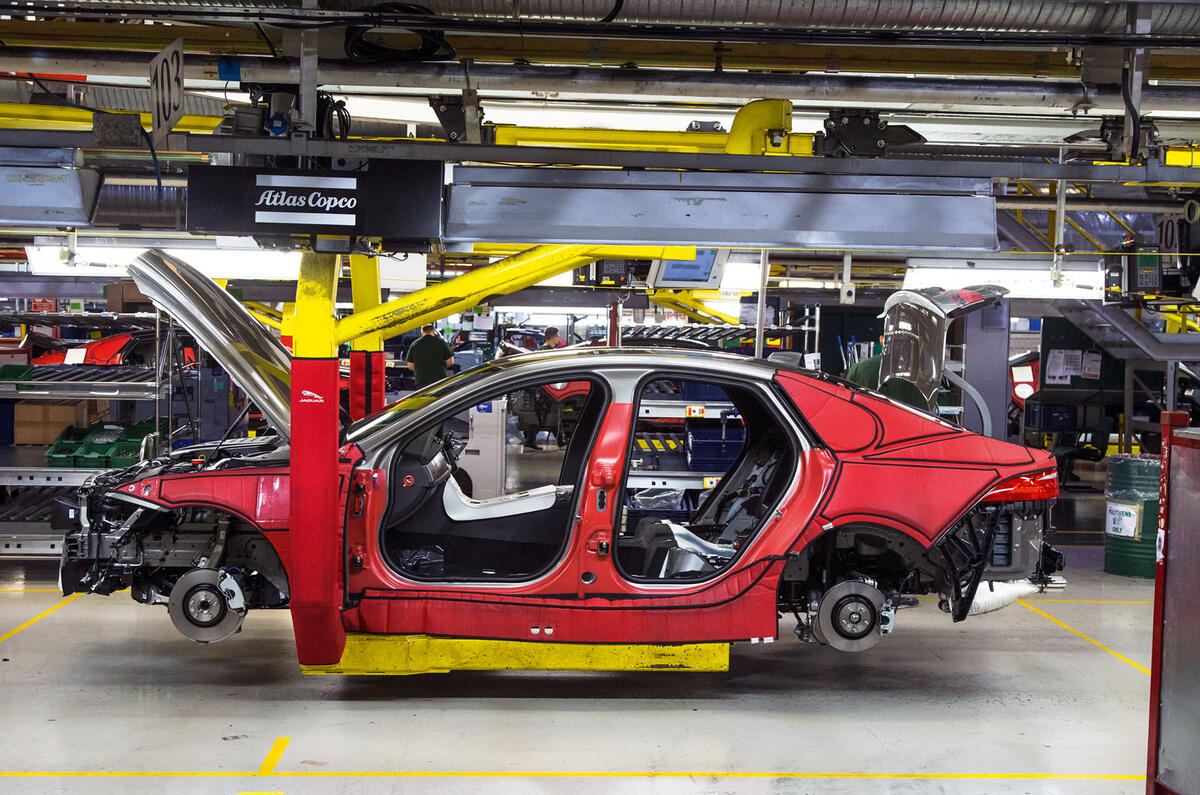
{"left": 776, "top": 371, "right": 1055, "bottom": 544}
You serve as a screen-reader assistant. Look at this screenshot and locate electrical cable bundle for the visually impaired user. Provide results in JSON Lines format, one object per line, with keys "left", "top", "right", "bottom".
{"left": 344, "top": 3, "right": 455, "bottom": 63}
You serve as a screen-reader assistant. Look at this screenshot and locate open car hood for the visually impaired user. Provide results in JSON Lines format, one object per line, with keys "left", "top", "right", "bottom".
{"left": 129, "top": 250, "right": 293, "bottom": 440}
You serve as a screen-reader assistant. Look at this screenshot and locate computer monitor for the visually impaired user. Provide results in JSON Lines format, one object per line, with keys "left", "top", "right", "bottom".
{"left": 646, "top": 248, "right": 729, "bottom": 289}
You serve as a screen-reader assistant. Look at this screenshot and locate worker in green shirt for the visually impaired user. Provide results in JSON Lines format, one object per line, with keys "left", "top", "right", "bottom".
{"left": 405, "top": 324, "right": 454, "bottom": 388}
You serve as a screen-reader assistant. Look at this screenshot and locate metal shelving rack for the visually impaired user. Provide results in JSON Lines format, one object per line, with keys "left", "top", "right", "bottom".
{"left": 0, "top": 311, "right": 174, "bottom": 557}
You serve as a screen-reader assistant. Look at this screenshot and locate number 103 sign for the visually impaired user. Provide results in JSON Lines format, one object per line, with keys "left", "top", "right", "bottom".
{"left": 149, "top": 38, "right": 185, "bottom": 150}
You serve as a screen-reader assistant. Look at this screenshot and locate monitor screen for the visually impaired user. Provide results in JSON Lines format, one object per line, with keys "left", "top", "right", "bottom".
{"left": 658, "top": 248, "right": 719, "bottom": 283}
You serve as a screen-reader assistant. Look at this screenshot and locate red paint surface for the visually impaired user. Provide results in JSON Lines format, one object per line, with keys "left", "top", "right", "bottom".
{"left": 348, "top": 350, "right": 386, "bottom": 420}
{"left": 106, "top": 365, "right": 1060, "bottom": 655}
{"left": 777, "top": 372, "right": 1056, "bottom": 545}
{"left": 288, "top": 357, "right": 346, "bottom": 665}
{"left": 34, "top": 333, "right": 131, "bottom": 365}
{"left": 1147, "top": 411, "right": 1191, "bottom": 792}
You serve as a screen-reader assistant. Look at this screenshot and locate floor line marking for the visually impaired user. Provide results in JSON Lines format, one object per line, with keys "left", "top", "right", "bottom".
{"left": 0, "top": 592, "right": 82, "bottom": 644}
{"left": 0, "top": 588, "right": 61, "bottom": 592}
{"left": 0, "top": 771, "right": 1147, "bottom": 780}
{"left": 1018, "top": 599, "right": 1151, "bottom": 676}
{"left": 258, "top": 738, "right": 290, "bottom": 775}
{"left": 1023, "top": 599, "right": 1153, "bottom": 605}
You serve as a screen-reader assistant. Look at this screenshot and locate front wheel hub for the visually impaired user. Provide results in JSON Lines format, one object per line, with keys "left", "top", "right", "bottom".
{"left": 168, "top": 568, "right": 246, "bottom": 644}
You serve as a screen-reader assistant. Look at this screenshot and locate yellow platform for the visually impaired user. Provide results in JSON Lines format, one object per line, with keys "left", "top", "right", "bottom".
{"left": 300, "top": 634, "right": 731, "bottom": 676}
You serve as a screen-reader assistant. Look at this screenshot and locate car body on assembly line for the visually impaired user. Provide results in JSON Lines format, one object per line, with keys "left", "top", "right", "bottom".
{"left": 59, "top": 251, "right": 1063, "bottom": 674}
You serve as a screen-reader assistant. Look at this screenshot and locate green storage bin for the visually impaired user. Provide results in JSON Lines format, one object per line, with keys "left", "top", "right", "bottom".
{"left": 0, "top": 364, "right": 32, "bottom": 382}
{"left": 45, "top": 425, "right": 90, "bottom": 467}
{"left": 118, "top": 419, "right": 164, "bottom": 441}
{"left": 1104, "top": 454, "right": 1160, "bottom": 578}
{"left": 108, "top": 438, "right": 143, "bottom": 468}
{"left": 73, "top": 423, "right": 125, "bottom": 469}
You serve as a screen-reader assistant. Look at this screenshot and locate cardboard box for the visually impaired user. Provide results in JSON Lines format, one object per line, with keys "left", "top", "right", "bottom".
{"left": 105, "top": 281, "right": 154, "bottom": 313}
{"left": 14, "top": 401, "right": 78, "bottom": 445}
{"left": 11, "top": 400, "right": 107, "bottom": 445}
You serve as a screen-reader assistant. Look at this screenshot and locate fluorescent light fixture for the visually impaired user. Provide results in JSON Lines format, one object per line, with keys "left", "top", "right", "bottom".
{"left": 25, "top": 245, "right": 305, "bottom": 280}
{"left": 719, "top": 259, "right": 762, "bottom": 293}
{"left": 904, "top": 258, "right": 1104, "bottom": 299}
{"left": 776, "top": 278, "right": 839, "bottom": 289}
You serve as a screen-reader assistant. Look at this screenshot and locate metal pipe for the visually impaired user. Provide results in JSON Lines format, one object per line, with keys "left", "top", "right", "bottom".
{"left": 996, "top": 198, "right": 1186, "bottom": 213}
{"left": 5, "top": 51, "right": 1200, "bottom": 112}
{"left": 424, "top": 0, "right": 1200, "bottom": 38}
{"left": 754, "top": 249, "right": 768, "bottom": 359}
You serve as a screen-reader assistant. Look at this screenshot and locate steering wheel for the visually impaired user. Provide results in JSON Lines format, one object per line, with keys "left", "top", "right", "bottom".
{"left": 435, "top": 423, "right": 466, "bottom": 466}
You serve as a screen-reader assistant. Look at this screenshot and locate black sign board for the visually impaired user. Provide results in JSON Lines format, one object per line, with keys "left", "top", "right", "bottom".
{"left": 186, "top": 160, "right": 443, "bottom": 241}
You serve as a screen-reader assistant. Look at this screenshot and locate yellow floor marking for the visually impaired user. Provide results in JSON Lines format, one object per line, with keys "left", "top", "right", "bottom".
{"left": 258, "top": 738, "right": 290, "bottom": 775}
{"left": 0, "top": 593, "right": 82, "bottom": 644}
{"left": 0, "top": 771, "right": 1146, "bottom": 780}
{"left": 1018, "top": 600, "right": 1151, "bottom": 676}
{"left": 1024, "top": 599, "right": 1152, "bottom": 605}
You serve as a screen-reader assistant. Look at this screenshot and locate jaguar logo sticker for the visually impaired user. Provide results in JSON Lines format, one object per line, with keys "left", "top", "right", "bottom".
{"left": 300, "top": 389, "right": 325, "bottom": 404}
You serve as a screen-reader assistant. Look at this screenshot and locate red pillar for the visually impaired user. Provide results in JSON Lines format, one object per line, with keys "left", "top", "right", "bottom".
{"left": 607, "top": 300, "right": 621, "bottom": 347}
{"left": 348, "top": 349, "right": 386, "bottom": 420}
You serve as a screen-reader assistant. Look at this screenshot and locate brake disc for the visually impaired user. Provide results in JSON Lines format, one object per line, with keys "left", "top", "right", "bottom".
{"left": 168, "top": 568, "right": 246, "bottom": 644}
{"left": 815, "top": 579, "right": 886, "bottom": 652}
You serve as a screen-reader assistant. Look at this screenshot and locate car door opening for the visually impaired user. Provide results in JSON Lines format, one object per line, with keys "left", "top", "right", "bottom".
{"left": 617, "top": 378, "right": 796, "bottom": 582}
{"left": 380, "top": 378, "right": 605, "bottom": 581}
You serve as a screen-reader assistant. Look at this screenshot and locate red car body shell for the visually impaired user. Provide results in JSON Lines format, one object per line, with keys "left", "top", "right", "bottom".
{"left": 33, "top": 333, "right": 197, "bottom": 366}
{"left": 34, "top": 333, "right": 134, "bottom": 365}
{"left": 114, "top": 368, "right": 1055, "bottom": 646}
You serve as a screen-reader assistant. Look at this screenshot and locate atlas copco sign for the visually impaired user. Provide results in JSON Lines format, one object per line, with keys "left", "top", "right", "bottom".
{"left": 253, "top": 174, "right": 359, "bottom": 226}
{"left": 186, "top": 161, "right": 443, "bottom": 241}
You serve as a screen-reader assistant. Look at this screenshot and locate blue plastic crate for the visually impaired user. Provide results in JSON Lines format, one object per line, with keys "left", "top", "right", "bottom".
{"left": 685, "top": 421, "right": 745, "bottom": 472}
{"left": 679, "top": 381, "right": 728, "bottom": 402}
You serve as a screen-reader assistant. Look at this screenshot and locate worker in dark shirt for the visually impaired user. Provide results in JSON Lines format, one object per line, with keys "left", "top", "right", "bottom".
{"left": 538, "top": 327, "right": 564, "bottom": 351}
{"left": 405, "top": 324, "right": 454, "bottom": 388}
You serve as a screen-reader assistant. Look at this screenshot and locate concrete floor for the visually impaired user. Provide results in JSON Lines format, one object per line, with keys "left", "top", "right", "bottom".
{"left": 0, "top": 545, "right": 1153, "bottom": 794}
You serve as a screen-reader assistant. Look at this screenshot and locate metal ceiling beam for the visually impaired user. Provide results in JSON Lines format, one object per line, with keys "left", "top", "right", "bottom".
{"left": 0, "top": 127, "right": 1194, "bottom": 184}
{"left": 12, "top": 2, "right": 1200, "bottom": 48}
{"left": 5, "top": 52, "right": 1200, "bottom": 113}
{"left": 5, "top": 22, "right": 1200, "bottom": 82}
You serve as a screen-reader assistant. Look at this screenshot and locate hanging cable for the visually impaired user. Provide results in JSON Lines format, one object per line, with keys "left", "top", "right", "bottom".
{"left": 254, "top": 22, "right": 279, "bottom": 58}
{"left": 344, "top": 3, "right": 455, "bottom": 63}
{"left": 315, "top": 91, "right": 352, "bottom": 140}
{"left": 600, "top": 0, "right": 624, "bottom": 23}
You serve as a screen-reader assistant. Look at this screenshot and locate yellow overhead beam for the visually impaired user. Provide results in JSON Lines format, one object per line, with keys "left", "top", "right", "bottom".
{"left": 0, "top": 101, "right": 223, "bottom": 133}
{"left": 649, "top": 289, "right": 739, "bottom": 325}
{"left": 245, "top": 307, "right": 282, "bottom": 331}
{"left": 492, "top": 99, "right": 812, "bottom": 157}
{"left": 244, "top": 301, "right": 283, "bottom": 320}
{"left": 335, "top": 245, "right": 693, "bottom": 345}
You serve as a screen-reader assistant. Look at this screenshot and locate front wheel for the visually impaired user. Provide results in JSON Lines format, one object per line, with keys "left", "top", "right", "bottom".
{"left": 167, "top": 568, "right": 247, "bottom": 644}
